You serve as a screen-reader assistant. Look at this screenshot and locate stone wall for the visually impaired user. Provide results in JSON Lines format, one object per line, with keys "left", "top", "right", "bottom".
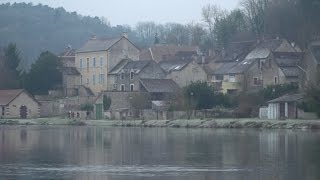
{"left": 103, "top": 91, "right": 148, "bottom": 110}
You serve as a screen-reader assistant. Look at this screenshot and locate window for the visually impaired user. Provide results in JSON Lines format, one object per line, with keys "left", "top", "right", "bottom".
{"left": 80, "top": 59, "right": 83, "bottom": 68}
{"left": 215, "top": 75, "right": 223, "bottom": 81}
{"left": 113, "top": 84, "right": 117, "bottom": 90}
{"left": 93, "top": 75, "right": 96, "bottom": 85}
{"left": 80, "top": 75, "right": 83, "bottom": 85}
{"left": 253, "top": 77, "right": 262, "bottom": 85}
{"left": 86, "top": 78, "right": 89, "bottom": 85}
{"left": 120, "top": 72, "right": 125, "bottom": 80}
{"left": 99, "top": 74, "right": 105, "bottom": 84}
{"left": 229, "top": 75, "right": 236, "bottom": 82}
{"left": 100, "top": 57, "right": 103, "bottom": 67}
{"left": 1, "top": 106, "right": 4, "bottom": 116}
{"left": 121, "top": 84, "right": 125, "bottom": 91}
{"left": 130, "top": 84, "right": 134, "bottom": 91}
{"left": 274, "top": 77, "right": 278, "bottom": 84}
{"left": 93, "top": 58, "right": 96, "bottom": 67}
{"left": 130, "top": 72, "right": 134, "bottom": 80}
{"left": 86, "top": 58, "right": 90, "bottom": 71}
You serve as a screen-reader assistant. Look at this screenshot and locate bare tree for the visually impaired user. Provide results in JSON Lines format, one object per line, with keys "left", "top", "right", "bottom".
{"left": 241, "top": 0, "right": 269, "bottom": 38}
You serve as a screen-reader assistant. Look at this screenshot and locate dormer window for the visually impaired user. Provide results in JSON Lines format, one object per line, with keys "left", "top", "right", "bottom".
{"left": 130, "top": 72, "right": 134, "bottom": 80}
{"left": 120, "top": 72, "right": 125, "bottom": 80}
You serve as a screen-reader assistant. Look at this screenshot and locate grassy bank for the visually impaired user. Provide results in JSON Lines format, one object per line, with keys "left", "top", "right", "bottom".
{"left": 1, "top": 118, "right": 320, "bottom": 129}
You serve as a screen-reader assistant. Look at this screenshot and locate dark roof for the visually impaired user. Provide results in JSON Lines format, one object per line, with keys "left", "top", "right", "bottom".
{"left": 268, "top": 94, "right": 303, "bottom": 103}
{"left": 311, "top": 45, "right": 320, "bottom": 64}
{"left": 76, "top": 37, "right": 121, "bottom": 53}
{"left": 159, "top": 59, "right": 192, "bottom": 73}
{"left": 227, "top": 58, "right": 257, "bottom": 74}
{"left": 0, "top": 89, "right": 39, "bottom": 106}
{"left": 140, "top": 79, "right": 180, "bottom": 93}
{"left": 280, "top": 67, "right": 300, "bottom": 77}
{"left": 108, "top": 59, "right": 131, "bottom": 74}
{"left": 109, "top": 60, "right": 154, "bottom": 74}
{"left": 222, "top": 41, "right": 256, "bottom": 62}
{"left": 122, "top": 60, "right": 150, "bottom": 73}
{"left": 59, "top": 47, "right": 75, "bottom": 57}
{"left": 213, "top": 62, "right": 238, "bottom": 75}
{"left": 275, "top": 58, "right": 300, "bottom": 67}
{"left": 62, "top": 67, "right": 80, "bottom": 75}
{"left": 257, "top": 39, "right": 283, "bottom": 51}
{"left": 245, "top": 48, "right": 271, "bottom": 59}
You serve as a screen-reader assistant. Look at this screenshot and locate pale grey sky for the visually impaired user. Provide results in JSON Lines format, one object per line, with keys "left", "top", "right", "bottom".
{"left": 2, "top": 0, "right": 241, "bottom": 26}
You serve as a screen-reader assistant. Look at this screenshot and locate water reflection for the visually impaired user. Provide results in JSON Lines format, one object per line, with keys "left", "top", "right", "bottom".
{"left": 0, "top": 126, "right": 319, "bottom": 180}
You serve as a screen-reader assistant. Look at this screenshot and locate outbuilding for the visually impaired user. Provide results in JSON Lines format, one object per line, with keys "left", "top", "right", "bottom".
{"left": 0, "top": 89, "right": 40, "bottom": 119}
{"left": 267, "top": 94, "right": 303, "bottom": 120}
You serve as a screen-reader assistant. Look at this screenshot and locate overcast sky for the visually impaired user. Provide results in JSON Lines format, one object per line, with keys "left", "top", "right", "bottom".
{"left": 2, "top": 0, "right": 241, "bottom": 26}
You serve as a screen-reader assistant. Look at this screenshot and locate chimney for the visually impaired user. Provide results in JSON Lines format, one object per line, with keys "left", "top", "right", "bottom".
{"left": 122, "top": 32, "right": 128, "bottom": 38}
{"left": 201, "top": 55, "right": 205, "bottom": 64}
{"left": 91, "top": 35, "right": 97, "bottom": 40}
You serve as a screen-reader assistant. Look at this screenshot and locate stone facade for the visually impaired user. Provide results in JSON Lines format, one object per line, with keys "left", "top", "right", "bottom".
{"left": 0, "top": 90, "right": 40, "bottom": 119}
{"left": 164, "top": 61, "right": 207, "bottom": 88}
{"left": 108, "top": 60, "right": 166, "bottom": 92}
{"left": 75, "top": 35, "right": 140, "bottom": 95}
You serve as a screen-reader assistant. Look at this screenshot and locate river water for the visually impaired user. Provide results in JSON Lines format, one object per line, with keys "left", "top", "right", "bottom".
{"left": 0, "top": 126, "right": 319, "bottom": 180}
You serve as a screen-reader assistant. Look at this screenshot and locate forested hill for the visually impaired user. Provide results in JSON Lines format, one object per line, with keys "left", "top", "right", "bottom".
{"left": 0, "top": 3, "right": 136, "bottom": 69}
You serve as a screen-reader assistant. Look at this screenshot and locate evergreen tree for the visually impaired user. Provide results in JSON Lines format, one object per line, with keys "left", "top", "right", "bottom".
{"left": 23, "top": 51, "right": 62, "bottom": 95}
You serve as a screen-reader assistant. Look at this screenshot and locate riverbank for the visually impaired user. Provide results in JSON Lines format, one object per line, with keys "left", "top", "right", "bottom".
{"left": 1, "top": 118, "right": 320, "bottom": 129}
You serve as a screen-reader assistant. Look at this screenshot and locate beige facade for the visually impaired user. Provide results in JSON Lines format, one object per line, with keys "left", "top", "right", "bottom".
{"left": 75, "top": 51, "right": 109, "bottom": 94}
{"left": 75, "top": 36, "right": 140, "bottom": 94}
{"left": 166, "top": 61, "right": 207, "bottom": 88}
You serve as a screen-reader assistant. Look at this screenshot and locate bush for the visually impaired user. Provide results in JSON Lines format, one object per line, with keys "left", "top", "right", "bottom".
{"left": 80, "top": 104, "right": 94, "bottom": 111}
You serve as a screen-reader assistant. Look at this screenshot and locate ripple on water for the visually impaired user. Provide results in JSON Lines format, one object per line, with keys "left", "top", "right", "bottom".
{"left": 0, "top": 164, "right": 252, "bottom": 177}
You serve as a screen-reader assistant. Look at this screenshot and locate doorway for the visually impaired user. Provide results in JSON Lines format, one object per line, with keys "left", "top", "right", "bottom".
{"left": 20, "top": 105, "right": 27, "bottom": 119}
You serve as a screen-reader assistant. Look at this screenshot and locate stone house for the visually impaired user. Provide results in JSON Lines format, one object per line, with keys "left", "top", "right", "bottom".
{"left": 208, "top": 38, "right": 304, "bottom": 94}
{"left": 108, "top": 59, "right": 166, "bottom": 91}
{"left": 75, "top": 34, "right": 140, "bottom": 95}
{"left": 159, "top": 59, "right": 207, "bottom": 88}
{"left": 304, "top": 39, "right": 320, "bottom": 84}
{"left": 0, "top": 89, "right": 40, "bottom": 119}
{"left": 59, "top": 46, "right": 76, "bottom": 67}
{"left": 139, "top": 44, "right": 199, "bottom": 63}
{"left": 61, "top": 67, "right": 81, "bottom": 96}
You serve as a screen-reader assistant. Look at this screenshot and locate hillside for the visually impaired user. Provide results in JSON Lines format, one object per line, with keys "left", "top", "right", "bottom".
{"left": 0, "top": 3, "right": 138, "bottom": 69}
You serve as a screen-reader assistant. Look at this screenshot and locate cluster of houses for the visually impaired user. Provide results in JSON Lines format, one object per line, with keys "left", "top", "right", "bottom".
{"left": 1, "top": 33, "right": 320, "bottom": 120}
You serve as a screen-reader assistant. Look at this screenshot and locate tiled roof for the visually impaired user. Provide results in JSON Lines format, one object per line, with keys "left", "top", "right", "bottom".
{"left": 140, "top": 79, "right": 180, "bottom": 93}
{"left": 245, "top": 48, "right": 271, "bottom": 59}
{"left": 311, "top": 45, "right": 320, "bottom": 64}
{"left": 159, "top": 59, "right": 192, "bottom": 73}
{"left": 221, "top": 41, "right": 256, "bottom": 62}
{"left": 62, "top": 67, "right": 80, "bottom": 75}
{"left": 108, "top": 59, "right": 131, "bottom": 74}
{"left": 275, "top": 58, "right": 300, "bottom": 67}
{"left": 76, "top": 37, "right": 122, "bottom": 53}
{"left": 0, "top": 89, "right": 39, "bottom": 106}
{"left": 268, "top": 93, "right": 303, "bottom": 103}
{"left": 140, "top": 44, "right": 198, "bottom": 62}
{"left": 213, "top": 62, "right": 238, "bottom": 75}
{"left": 122, "top": 60, "right": 151, "bottom": 73}
{"left": 280, "top": 67, "right": 301, "bottom": 77}
{"left": 227, "top": 59, "right": 257, "bottom": 74}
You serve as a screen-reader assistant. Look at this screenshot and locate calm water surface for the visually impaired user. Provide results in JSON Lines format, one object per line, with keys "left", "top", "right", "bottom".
{"left": 0, "top": 125, "right": 320, "bottom": 180}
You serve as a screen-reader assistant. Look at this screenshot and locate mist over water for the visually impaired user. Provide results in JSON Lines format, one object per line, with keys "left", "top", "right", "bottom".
{"left": 0, "top": 126, "right": 319, "bottom": 180}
